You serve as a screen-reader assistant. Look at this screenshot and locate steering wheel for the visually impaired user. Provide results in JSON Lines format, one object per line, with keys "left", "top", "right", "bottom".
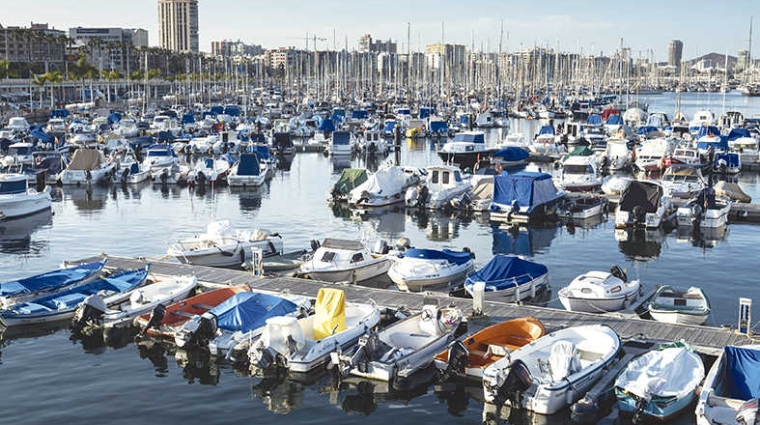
{"left": 421, "top": 308, "right": 434, "bottom": 321}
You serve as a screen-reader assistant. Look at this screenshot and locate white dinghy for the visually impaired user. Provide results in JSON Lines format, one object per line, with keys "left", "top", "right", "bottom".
{"left": 102, "top": 275, "right": 198, "bottom": 328}
{"left": 558, "top": 266, "right": 642, "bottom": 313}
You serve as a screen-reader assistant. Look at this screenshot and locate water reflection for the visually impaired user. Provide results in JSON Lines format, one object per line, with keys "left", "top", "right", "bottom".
{"left": 351, "top": 204, "right": 406, "bottom": 236}
{"left": 135, "top": 337, "right": 170, "bottom": 378}
{"left": 615, "top": 228, "right": 666, "bottom": 260}
{"left": 406, "top": 210, "right": 475, "bottom": 242}
{"left": 675, "top": 225, "right": 728, "bottom": 249}
{"left": 251, "top": 368, "right": 307, "bottom": 414}
{"left": 63, "top": 185, "right": 110, "bottom": 212}
{"left": 491, "top": 224, "right": 559, "bottom": 256}
{"left": 230, "top": 184, "right": 269, "bottom": 212}
{"left": 482, "top": 402, "right": 571, "bottom": 425}
{"left": 329, "top": 367, "right": 436, "bottom": 416}
{"left": 0, "top": 209, "right": 52, "bottom": 255}
{"left": 175, "top": 347, "right": 220, "bottom": 386}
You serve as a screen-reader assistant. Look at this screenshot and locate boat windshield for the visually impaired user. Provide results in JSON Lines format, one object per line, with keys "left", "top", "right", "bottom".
{"left": 9, "top": 146, "right": 32, "bottom": 156}
{"left": 564, "top": 164, "right": 593, "bottom": 174}
{"left": 0, "top": 179, "right": 27, "bottom": 194}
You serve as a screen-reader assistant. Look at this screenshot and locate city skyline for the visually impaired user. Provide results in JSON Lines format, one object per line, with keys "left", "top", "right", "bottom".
{"left": 2, "top": 0, "right": 756, "bottom": 60}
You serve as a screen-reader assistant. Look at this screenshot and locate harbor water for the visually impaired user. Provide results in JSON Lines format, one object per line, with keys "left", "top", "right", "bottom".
{"left": 1, "top": 92, "right": 759, "bottom": 424}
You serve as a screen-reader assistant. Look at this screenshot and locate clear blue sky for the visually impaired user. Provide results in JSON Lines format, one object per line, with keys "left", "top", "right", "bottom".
{"left": 2, "top": 0, "right": 756, "bottom": 60}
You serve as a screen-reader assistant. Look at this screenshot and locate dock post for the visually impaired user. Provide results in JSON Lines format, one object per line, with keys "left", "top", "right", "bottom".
{"left": 251, "top": 247, "right": 263, "bottom": 277}
{"left": 739, "top": 297, "right": 752, "bottom": 335}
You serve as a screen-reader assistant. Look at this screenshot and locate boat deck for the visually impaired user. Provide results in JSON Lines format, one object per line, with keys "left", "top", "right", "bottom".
{"left": 82, "top": 255, "right": 758, "bottom": 355}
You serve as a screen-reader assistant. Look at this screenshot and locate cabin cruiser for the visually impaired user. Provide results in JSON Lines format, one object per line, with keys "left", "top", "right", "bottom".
{"left": 614, "top": 180, "right": 673, "bottom": 229}
{"left": 659, "top": 165, "right": 706, "bottom": 199}
{"left": 359, "top": 130, "right": 389, "bottom": 155}
{"left": 328, "top": 130, "right": 354, "bottom": 156}
{"left": 227, "top": 153, "right": 267, "bottom": 187}
{"left": 438, "top": 131, "right": 494, "bottom": 169}
{"left": 634, "top": 138, "right": 676, "bottom": 172}
{"left": 0, "top": 173, "right": 52, "bottom": 220}
{"left": 405, "top": 165, "right": 471, "bottom": 209}
{"left": 58, "top": 148, "right": 116, "bottom": 185}
{"left": 558, "top": 266, "right": 641, "bottom": 313}
{"left": 1, "top": 142, "right": 35, "bottom": 168}
{"left": 142, "top": 144, "right": 179, "bottom": 172}
{"left": 557, "top": 155, "right": 602, "bottom": 192}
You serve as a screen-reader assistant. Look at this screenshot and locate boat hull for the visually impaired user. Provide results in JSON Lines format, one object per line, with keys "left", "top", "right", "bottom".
{"left": 304, "top": 258, "right": 392, "bottom": 283}
{"left": 0, "top": 190, "right": 52, "bottom": 220}
{"left": 169, "top": 239, "right": 283, "bottom": 268}
{"left": 559, "top": 291, "right": 638, "bottom": 313}
{"left": 616, "top": 389, "right": 697, "bottom": 422}
{"left": 649, "top": 310, "right": 709, "bottom": 326}
{"left": 389, "top": 264, "right": 472, "bottom": 292}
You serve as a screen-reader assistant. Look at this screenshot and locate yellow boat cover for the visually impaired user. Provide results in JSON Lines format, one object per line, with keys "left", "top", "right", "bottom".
{"left": 313, "top": 288, "right": 346, "bottom": 340}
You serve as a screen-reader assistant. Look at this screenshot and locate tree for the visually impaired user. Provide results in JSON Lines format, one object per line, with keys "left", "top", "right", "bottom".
{"left": 0, "top": 59, "right": 9, "bottom": 79}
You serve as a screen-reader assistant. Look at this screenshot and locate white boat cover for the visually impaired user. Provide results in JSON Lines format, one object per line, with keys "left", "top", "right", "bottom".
{"left": 549, "top": 340, "right": 582, "bottom": 382}
{"left": 351, "top": 166, "right": 409, "bottom": 199}
{"left": 614, "top": 347, "right": 704, "bottom": 401}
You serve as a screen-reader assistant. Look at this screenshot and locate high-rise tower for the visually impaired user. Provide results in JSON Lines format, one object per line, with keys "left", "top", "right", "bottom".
{"left": 158, "top": 0, "right": 199, "bottom": 52}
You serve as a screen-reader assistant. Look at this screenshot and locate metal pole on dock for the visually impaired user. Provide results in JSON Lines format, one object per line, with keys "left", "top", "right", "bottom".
{"left": 394, "top": 123, "right": 401, "bottom": 166}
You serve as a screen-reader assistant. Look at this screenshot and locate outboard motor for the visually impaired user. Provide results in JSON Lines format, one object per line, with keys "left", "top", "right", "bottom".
{"left": 310, "top": 239, "right": 321, "bottom": 252}
{"left": 463, "top": 247, "right": 475, "bottom": 259}
{"left": 185, "top": 312, "right": 219, "bottom": 347}
{"left": 141, "top": 303, "right": 167, "bottom": 334}
{"left": 120, "top": 167, "right": 130, "bottom": 184}
{"left": 71, "top": 294, "right": 108, "bottom": 333}
{"left": 417, "top": 184, "right": 429, "bottom": 207}
{"left": 249, "top": 341, "right": 277, "bottom": 371}
{"left": 372, "top": 239, "right": 389, "bottom": 255}
{"left": 196, "top": 170, "right": 207, "bottom": 187}
{"left": 486, "top": 359, "right": 533, "bottom": 406}
{"left": 631, "top": 205, "right": 646, "bottom": 227}
{"left": 439, "top": 339, "right": 470, "bottom": 380}
{"left": 340, "top": 333, "right": 377, "bottom": 376}
{"left": 737, "top": 398, "right": 760, "bottom": 425}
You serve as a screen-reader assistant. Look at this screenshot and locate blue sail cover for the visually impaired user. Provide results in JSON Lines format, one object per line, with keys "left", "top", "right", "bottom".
{"left": 319, "top": 118, "right": 335, "bottom": 132}
{"left": 50, "top": 109, "right": 70, "bottom": 119}
{"left": 181, "top": 113, "right": 196, "bottom": 124}
{"left": 29, "top": 128, "right": 53, "bottom": 144}
{"left": 332, "top": 131, "right": 350, "bottom": 146}
{"left": 587, "top": 115, "right": 602, "bottom": 125}
{"left": 606, "top": 114, "right": 623, "bottom": 125}
{"left": 453, "top": 132, "right": 485, "bottom": 143}
{"left": 236, "top": 154, "right": 261, "bottom": 176}
{"left": 492, "top": 147, "right": 529, "bottom": 162}
{"left": 107, "top": 112, "right": 122, "bottom": 124}
{"left": 403, "top": 248, "right": 472, "bottom": 265}
{"left": 636, "top": 126, "right": 660, "bottom": 135}
{"left": 727, "top": 128, "right": 752, "bottom": 141}
{"left": 697, "top": 139, "right": 729, "bottom": 152}
{"left": 464, "top": 255, "right": 547, "bottom": 291}
{"left": 492, "top": 172, "right": 563, "bottom": 213}
{"left": 538, "top": 125, "right": 555, "bottom": 136}
{"left": 212, "top": 292, "right": 297, "bottom": 332}
{"left": 722, "top": 346, "right": 760, "bottom": 400}
{"left": 0, "top": 260, "right": 106, "bottom": 298}
{"left": 210, "top": 106, "right": 224, "bottom": 115}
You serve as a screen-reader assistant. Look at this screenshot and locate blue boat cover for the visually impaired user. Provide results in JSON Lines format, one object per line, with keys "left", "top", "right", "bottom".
{"left": 403, "top": 248, "right": 472, "bottom": 265}
{"left": 210, "top": 106, "right": 224, "bottom": 115}
{"left": 156, "top": 131, "right": 175, "bottom": 142}
{"left": 319, "top": 118, "right": 335, "bottom": 132}
{"left": 429, "top": 121, "right": 447, "bottom": 132}
{"left": 107, "top": 112, "right": 122, "bottom": 124}
{"left": 49, "top": 109, "right": 70, "bottom": 119}
{"left": 383, "top": 121, "right": 398, "bottom": 133}
{"left": 147, "top": 144, "right": 175, "bottom": 156}
{"left": 223, "top": 105, "right": 241, "bottom": 116}
{"left": 538, "top": 125, "right": 555, "bottom": 136}
{"left": 459, "top": 115, "right": 470, "bottom": 125}
{"left": 696, "top": 139, "right": 729, "bottom": 152}
{"left": 333, "top": 108, "right": 346, "bottom": 117}
{"left": 211, "top": 292, "right": 297, "bottom": 332}
{"left": 181, "top": 113, "right": 196, "bottom": 124}
{"left": 727, "top": 128, "right": 752, "bottom": 141}
{"left": 715, "top": 152, "right": 740, "bottom": 167}
{"left": 587, "top": 115, "right": 602, "bottom": 125}
{"left": 606, "top": 114, "right": 623, "bottom": 125}
{"left": 0, "top": 260, "right": 106, "bottom": 298}
{"left": 465, "top": 255, "right": 547, "bottom": 291}
{"left": 636, "top": 126, "right": 660, "bottom": 135}
{"left": 351, "top": 110, "right": 369, "bottom": 120}
{"left": 419, "top": 107, "right": 435, "bottom": 119}
{"left": 332, "top": 131, "right": 350, "bottom": 145}
{"left": 492, "top": 172, "right": 563, "bottom": 213}
{"left": 29, "top": 128, "right": 53, "bottom": 143}
{"left": 252, "top": 144, "right": 270, "bottom": 160}
{"left": 236, "top": 154, "right": 261, "bottom": 176}
{"left": 723, "top": 346, "right": 760, "bottom": 400}
{"left": 492, "top": 147, "right": 529, "bottom": 162}
{"left": 453, "top": 132, "right": 485, "bottom": 143}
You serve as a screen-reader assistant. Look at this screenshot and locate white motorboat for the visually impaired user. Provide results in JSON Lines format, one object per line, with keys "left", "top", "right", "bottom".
{"left": 482, "top": 324, "right": 621, "bottom": 415}
{"left": 348, "top": 165, "right": 421, "bottom": 208}
{"left": 328, "top": 130, "right": 354, "bottom": 156}
{"left": 332, "top": 302, "right": 462, "bottom": 383}
{"left": 248, "top": 288, "right": 381, "bottom": 373}
{"left": 634, "top": 138, "right": 676, "bottom": 172}
{"left": 227, "top": 153, "right": 267, "bottom": 187}
{"left": 58, "top": 148, "right": 116, "bottom": 185}
{"left": 558, "top": 266, "right": 641, "bottom": 313}
{"left": 614, "top": 180, "right": 674, "bottom": 229}
{"left": 151, "top": 162, "right": 189, "bottom": 185}
{"left": 115, "top": 149, "right": 151, "bottom": 184}
{"left": 648, "top": 285, "right": 710, "bottom": 326}
{"left": 115, "top": 118, "right": 139, "bottom": 138}
{"left": 437, "top": 131, "right": 495, "bottom": 169}
{"left": 696, "top": 345, "right": 760, "bottom": 425}
{"left": 387, "top": 248, "right": 474, "bottom": 292}
{"left": 602, "top": 138, "right": 632, "bottom": 171}
{"left": 557, "top": 195, "right": 607, "bottom": 220}
{"left": 659, "top": 165, "right": 706, "bottom": 199}
{"left": 531, "top": 125, "right": 561, "bottom": 155}
{"left": 102, "top": 274, "right": 198, "bottom": 328}
{"left": 1, "top": 142, "right": 35, "bottom": 168}
{"left": 557, "top": 155, "right": 602, "bottom": 192}
{"left": 141, "top": 144, "right": 179, "bottom": 172}
{"left": 405, "top": 164, "right": 471, "bottom": 209}
{"left": 676, "top": 189, "right": 732, "bottom": 228}
{"left": 360, "top": 130, "right": 389, "bottom": 155}
{"left": 0, "top": 173, "right": 51, "bottom": 220}
{"left": 463, "top": 255, "right": 550, "bottom": 303}
{"left": 298, "top": 238, "right": 392, "bottom": 283}
{"left": 497, "top": 133, "right": 531, "bottom": 150}
{"left": 187, "top": 157, "right": 230, "bottom": 187}
{"left": 167, "top": 220, "right": 283, "bottom": 268}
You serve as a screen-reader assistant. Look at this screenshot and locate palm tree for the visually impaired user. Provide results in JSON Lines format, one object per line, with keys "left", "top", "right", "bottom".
{"left": 0, "top": 59, "right": 9, "bottom": 80}
{"left": 45, "top": 70, "right": 63, "bottom": 107}
{"left": 31, "top": 72, "right": 48, "bottom": 110}
{"left": 103, "top": 69, "right": 120, "bottom": 103}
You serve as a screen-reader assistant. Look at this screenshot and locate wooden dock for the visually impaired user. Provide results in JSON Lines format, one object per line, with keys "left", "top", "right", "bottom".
{"left": 88, "top": 255, "right": 758, "bottom": 355}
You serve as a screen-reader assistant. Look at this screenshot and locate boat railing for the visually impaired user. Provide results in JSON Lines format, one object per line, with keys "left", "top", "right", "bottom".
{"left": 484, "top": 272, "right": 541, "bottom": 288}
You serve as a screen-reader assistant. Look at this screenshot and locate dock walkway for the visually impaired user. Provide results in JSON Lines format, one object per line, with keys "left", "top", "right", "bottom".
{"left": 88, "top": 256, "right": 758, "bottom": 355}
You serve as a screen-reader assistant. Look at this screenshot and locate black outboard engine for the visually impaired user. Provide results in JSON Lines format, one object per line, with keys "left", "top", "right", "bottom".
{"left": 185, "top": 312, "right": 219, "bottom": 347}
{"left": 610, "top": 265, "right": 627, "bottom": 282}
{"left": 141, "top": 303, "right": 167, "bottom": 334}
{"left": 631, "top": 205, "right": 646, "bottom": 227}
{"left": 463, "top": 247, "right": 475, "bottom": 259}
{"left": 250, "top": 344, "right": 277, "bottom": 371}
{"left": 439, "top": 339, "right": 469, "bottom": 380}
{"left": 71, "top": 294, "right": 108, "bottom": 333}
{"left": 310, "top": 239, "right": 321, "bottom": 252}
{"left": 196, "top": 170, "right": 207, "bottom": 187}
{"left": 496, "top": 359, "right": 533, "bottom": 405}
{"left": 121, "top": 167, "right": 130, "bottom": 184}
{"left": 417, "top": 185, "right": 429, "bottom": 206}
{"left": 737, "top": 399, "right": 760, "bottom": 425}
{"left": 344, "top": 333, "right": 377, "bottom": 376}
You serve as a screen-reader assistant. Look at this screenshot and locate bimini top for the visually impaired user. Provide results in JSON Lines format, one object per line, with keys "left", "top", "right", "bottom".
{"left": 402, "top": 248, "right": 472, "bottom": 265}
{"left": 587, "top": 114, "right": 602, "bottom": 125}
{"left": 492, "top": 172, "right": 564, "bottom": 213}
{"left": 465, "top": 255, "right": 547, "bottom": 291}
{"left": 251, "top": 144, "right": 270, "bottom": 161}
{"left": 236, "top": 153, "right": 261, "bottom": 176}
{"left": 618, "top": 180, "right": 663, "bottom": 213}
{"left": 0, "top": 259, "right": 107, "bottom": 298}
{"left": 605, "top": 114, "right": 623, "bottom": 126}
{"left": 537, "top": 125, "right": 555, "bottom": 136}
{"left": 721, "top": 345, "right": 760, "bottom": 400}
{"left": 210, "top": 292, "right": 298, "bottom": 332}
{"left": 429, "top": 120, "right": 448, "bottom": 132}
{"left": 453, "top": 131, "right": 485, "bottom": 144}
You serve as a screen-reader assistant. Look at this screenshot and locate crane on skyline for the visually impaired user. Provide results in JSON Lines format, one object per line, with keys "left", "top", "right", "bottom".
{"left": 287, "top": 33, "right": 327, "bottom": 51}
